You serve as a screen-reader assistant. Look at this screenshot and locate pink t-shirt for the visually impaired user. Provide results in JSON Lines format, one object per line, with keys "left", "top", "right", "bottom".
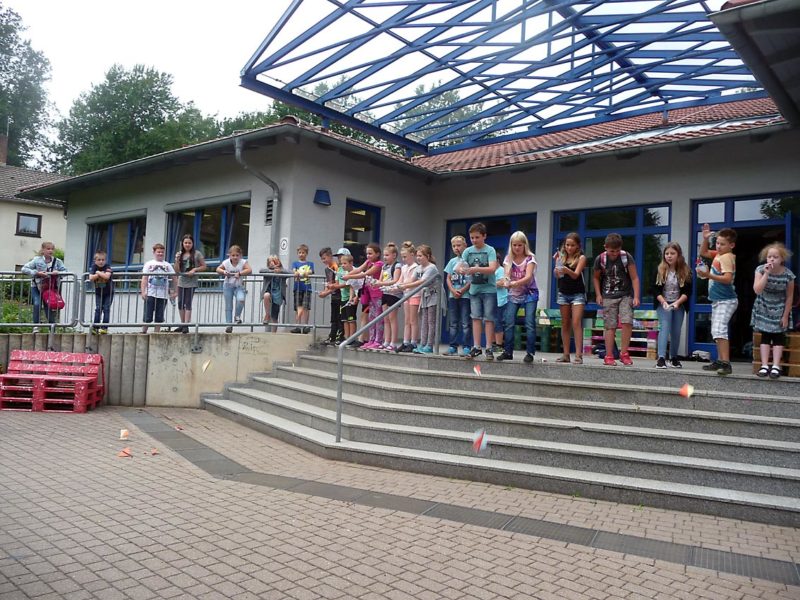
{"left": 360, "top": 259, "right": 384, "bottom": 304}
{"left": 400, "top": 263, "right": 421, "bottom": 305}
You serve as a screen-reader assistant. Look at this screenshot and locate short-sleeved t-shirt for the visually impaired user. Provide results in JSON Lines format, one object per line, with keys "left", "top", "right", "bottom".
{"left": 323, "top": 264, "right": 341, "bottom": 300}
{"left": 444, "top": 256, "right": 470, "bottom": 298}
{"left": 415, "top": 263, "right": 441, "bottom": 308}
{"left": 143, "top": 260, "right": 174, "bottom": 299}
{"left": 461, "top": 244, "right": 497, "bottom": 295}
{"left": 708, "top": 251, "right": 736, "bottom": 301}
{"left": 594, "top": 252, "right": 635, "bottom": 299}
{"left": 177, "top": 251, "right": 205, "bottom": 288}
{"left": 380, "top": 261, "right": 402, "bottom": 298}
{"left": 505, "top": 255, "right": 538, "bottom": 303}
{"left": 90, "top": 264, "right": 113, "bottom": 292}
{"left": 292, "top": 260, "right": 314, "bottom": 292}
{"left": 336, "top": 267, "right": 351, "bottom": 303}
{"left": 220, "top": 258, "right": 248, "bottom": 289}
{"left": 495, "top": 266, "right": 508, "bottom": 307}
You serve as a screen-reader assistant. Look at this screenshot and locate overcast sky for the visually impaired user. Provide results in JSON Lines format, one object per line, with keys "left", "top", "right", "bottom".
{"left": 6, "top": 0, "right": 299, "bottom": 120}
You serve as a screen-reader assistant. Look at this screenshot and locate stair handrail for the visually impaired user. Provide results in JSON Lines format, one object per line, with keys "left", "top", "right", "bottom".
{"left": 335, "top": 276, "right": 442, "bottom": 442}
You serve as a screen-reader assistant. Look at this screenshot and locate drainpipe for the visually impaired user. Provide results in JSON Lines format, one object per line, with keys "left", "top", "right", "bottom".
{"left": 235, "top": 137, "right": 281, "bottom": 256}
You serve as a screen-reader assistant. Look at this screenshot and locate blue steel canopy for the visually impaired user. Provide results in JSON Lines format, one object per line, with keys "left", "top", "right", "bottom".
{"left": 241, "top": 0, "right": 766, "bottom": 154}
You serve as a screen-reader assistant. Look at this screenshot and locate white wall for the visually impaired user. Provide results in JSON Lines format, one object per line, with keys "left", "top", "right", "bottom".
{"left": 1, "top": 202, "right": 66, "bottom": 271}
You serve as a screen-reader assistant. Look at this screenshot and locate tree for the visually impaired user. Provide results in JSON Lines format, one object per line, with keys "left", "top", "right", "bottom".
{"left": 49, "top": 64, "right": 218, "bottom": 175}
{"left": 0, "top": 4, "right": 51, "bottom": 167}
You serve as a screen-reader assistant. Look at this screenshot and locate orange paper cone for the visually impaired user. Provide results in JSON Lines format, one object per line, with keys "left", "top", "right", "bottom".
{"left": 473, "top": 365, "right": 482, "bottom": 377}
{"left": 119, "top": 429, "right": 129, "bottom": 441}
{"left": 679, "top": 384, "right": 695, "bottom": 398}
{"left": 151, "top": 448, "right": 159, "bottom": 455}
{"left": 117, "top": 447, "right": 132, "bottom": 458}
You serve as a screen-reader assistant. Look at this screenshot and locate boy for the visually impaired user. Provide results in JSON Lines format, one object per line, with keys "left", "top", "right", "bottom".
{"left": 88, "top": 250, "right": 113, "bottom": 333}
{"left": 461, "top": 223, "right": 498, "bottom": 360}
{"left": 331, "top": 252, "right": 357, "bottom": 343}
{"left": 698, "top": 224, "right": 737, "bottom": 375}
{"left": 141, "top": 243, "right": 177, "bottom": 334}
{"left": 318, "top": 247, "right": 343, "bottom": 345}
{"left": 593, "top": 233, "right": 640, "bottom": 366}
{"left": 443, "top": 235, "right": 471, "bottom": 355}
{"left": 291, "top": 244, "right": 314, "bottom": 334}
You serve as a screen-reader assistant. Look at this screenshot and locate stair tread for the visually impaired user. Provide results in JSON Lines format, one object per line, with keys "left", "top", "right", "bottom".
{"left": 205, "top": 397, "right": 800, "bottom": 511}
{"left": 257, "top": 370, "right": 800, "bottom": 427}
{"left": 224, "top": 386, "right": 800, "bottom": 478}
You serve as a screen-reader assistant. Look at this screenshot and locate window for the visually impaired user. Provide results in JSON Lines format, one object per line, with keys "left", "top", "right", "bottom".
{"left": 344, "top": 199, "right": 381, "bottom": 265}
{"left": 445, "top": 213, "right": 537, "bottom": 264}
{"left": 87, "top": 217, "right": 146, "bottom": 271}
{"left": 16, "top": 213, "right": 42, "bottom": 237}
{"left": 167, "top": 202, "right": 251, "bottom": 265}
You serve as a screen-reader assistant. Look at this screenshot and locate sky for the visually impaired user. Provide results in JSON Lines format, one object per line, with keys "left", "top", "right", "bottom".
{"left": 5, "top": 0, "right": 300, "bottom": 120}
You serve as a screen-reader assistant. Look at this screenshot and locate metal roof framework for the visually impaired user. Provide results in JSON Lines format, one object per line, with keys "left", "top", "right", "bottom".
{"left": 241, "top": 0, "right": 767, "bottom": 154}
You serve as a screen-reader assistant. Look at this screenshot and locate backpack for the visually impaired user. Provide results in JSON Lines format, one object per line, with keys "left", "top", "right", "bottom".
{"left": 599, "top": 250, "right": 629, "bottom": 272}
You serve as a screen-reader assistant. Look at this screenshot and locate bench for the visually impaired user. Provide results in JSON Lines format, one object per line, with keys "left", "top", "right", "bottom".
{"left": 0, "top": 350, "right": 105, "bottom": 412}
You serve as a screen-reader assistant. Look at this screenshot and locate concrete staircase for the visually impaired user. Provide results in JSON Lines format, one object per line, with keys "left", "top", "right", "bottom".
{"left": 204, "top": 347, "right": 800, "bottom": 527}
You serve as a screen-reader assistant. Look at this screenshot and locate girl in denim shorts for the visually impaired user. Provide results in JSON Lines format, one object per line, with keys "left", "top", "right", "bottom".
{"left": 554, "top": 232, "right": 587, "bottom": 363}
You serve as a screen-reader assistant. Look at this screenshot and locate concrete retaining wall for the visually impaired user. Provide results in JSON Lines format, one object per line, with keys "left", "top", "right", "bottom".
{"left": 0, "top": 333, "right": 309, "bottom": 408}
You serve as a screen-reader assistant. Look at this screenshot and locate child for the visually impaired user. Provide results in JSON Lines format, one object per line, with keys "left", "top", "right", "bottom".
{"left": 396, "top": 242, "right": 420, "bottom": 352}
{"left": 332, "top": 252, "right": 357, "bottom": 343}
{"left": 21, "top": 241, "right": 67, "bottom": 332}
{"left": 399, "top": 244, "right": 440, "bottom": 354}
{"left": 460, "top": 223, "right": 498, "bottom": 360}
{"left": 653, "top": 242, "right": 692, "bottom": 369}
{"left": 174, "top": 234, "right": 206, "bottom": 334}
{"left": 752, "top": 242, "right": 795, "bottom": 379}
{"left": 141, "top": 243, "right": 177, "bottom": 334}
{"left": 493, "top": 249, "right": 507, "bottom": 355}
{"left": 593, "top": 233, "right": 640, "bottom": 366}
{"left": 376, "top": 243, "right": 403, "bottom": 351}
{"left": 260, "top": 255, "right": 287, "bottom": 333}
{"left": 497, "top": 232, "right": 538, "bottom": 363}
{"left": 554, "top": 232, "right": 587, "bottom": 363}
{"left": 698, "top": 224, "right": 737, "bottom": 375}
{"left": 443, "top": 235, "right": 472, "bottom": 356}
{"left": 318, "top": 247, "right": 343, "bottom": 345}
{"left": 291, "top": 244, "right": 314, "bottom": 334}
{"left": 88, "top": 250, "right": 113, "bottom": 333}
{"left": 216, "top": 245, "right": 252, "bottom": 334}
{"left": 343, "top": 242, "right": 383, "bottom": 349}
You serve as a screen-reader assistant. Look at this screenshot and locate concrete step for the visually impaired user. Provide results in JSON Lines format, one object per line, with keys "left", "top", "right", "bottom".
{"left": 222, "top": 386, "right": 800, "bottom": 496}
{"left": 203, "top": 396, "right": 800, "bottom": 528}
{"left": 293, "top": 354, "right": 800, "bottom": 418}
{"left": 254, "top": 371, "right": 800, "bottom": 443}
{"left": 313, "top": 346, "right": 800, "bottom": 399}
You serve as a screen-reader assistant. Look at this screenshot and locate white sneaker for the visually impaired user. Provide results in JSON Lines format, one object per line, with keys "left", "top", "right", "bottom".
{"left": 32, "top": 326, "right": 40, "bottom": 334}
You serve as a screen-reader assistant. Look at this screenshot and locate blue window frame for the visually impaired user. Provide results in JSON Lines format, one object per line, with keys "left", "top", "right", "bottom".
{"left": 87, "top": 216, "right": 147, "bottom": 272}
{"left": 551, "top": 204, "right": 671, "bottom": 309}
{"left": 689, "top": 193, "right": 799, "bottom": 358}
{"left": 444, "top": 213, "right": 537, "bottom": 264}
{"left": 167, "top": 202, "right": 250, "bottom": 267}
{"left": 344, "top": 199, "right": 382, "bottom": 266}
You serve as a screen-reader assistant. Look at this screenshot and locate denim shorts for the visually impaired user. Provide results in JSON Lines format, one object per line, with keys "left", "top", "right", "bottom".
{"left": 557, "top": 292, "right": 586, "bottom": 306}
{"left": 469, "top": 292, "right": 497, "bottom": 322}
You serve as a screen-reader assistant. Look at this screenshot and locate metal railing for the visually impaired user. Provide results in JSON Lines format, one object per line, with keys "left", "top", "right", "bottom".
{"left": 335, "top": 276, "right": 442, "bottom": 442}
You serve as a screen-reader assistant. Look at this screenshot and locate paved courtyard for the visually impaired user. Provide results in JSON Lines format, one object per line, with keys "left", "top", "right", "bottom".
{"left": 1, "top": 406, "right": 798, "bottom": 600}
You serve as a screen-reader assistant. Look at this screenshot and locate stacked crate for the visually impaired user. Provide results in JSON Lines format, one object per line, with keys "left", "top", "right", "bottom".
{"left": 752, "top": 332, "right": 800, "bottom": 377}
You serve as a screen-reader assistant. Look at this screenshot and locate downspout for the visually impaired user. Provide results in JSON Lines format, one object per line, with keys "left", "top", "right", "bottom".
{"left": 235, "top": 137, "right": 281, "bottom": 256}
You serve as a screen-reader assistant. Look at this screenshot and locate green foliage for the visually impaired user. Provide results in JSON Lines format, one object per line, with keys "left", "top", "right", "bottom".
{"left": 54, "top": 247, "right": 64, "bottom": 261}
{"left": 0, "top": 4, "right": 51, "bottom": 167}
{"left": 0, "top": 299, "right": 32, "bottom": 332}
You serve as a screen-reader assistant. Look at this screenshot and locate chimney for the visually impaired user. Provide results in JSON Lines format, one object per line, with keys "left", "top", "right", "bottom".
{"left": 0, "top": 134, "right": 7, "bottom": 165}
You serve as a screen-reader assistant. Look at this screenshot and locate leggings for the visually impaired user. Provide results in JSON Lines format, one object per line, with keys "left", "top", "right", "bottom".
{"left": 367, "top": 297, "right": 384, "bottom": 343}
{"left": 419, "top": 305, "right": 437, "bottom": 348}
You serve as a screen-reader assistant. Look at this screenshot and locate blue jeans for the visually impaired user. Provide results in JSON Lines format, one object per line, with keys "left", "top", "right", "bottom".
{"left": 504, "top": 300, "right": 537, "bottom": 356}
{"left": 224, "top": 286, "right": 247, "bottom": 323}
{"left": 93, "top": 289, "right": 113, "bottom": 326}
{"left": 657, "top": 306, "right": 685, "bottom": 359}
{"left": 31, "top": 286, "right": 56, "bottom": 324}
{"left": 447, "top": 296, "right": 471, "bottom": 347}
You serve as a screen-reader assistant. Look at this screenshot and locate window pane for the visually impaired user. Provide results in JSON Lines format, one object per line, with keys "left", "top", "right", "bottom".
{"left": 97, "top": 227, "right": 108, "bottom": 257}
{"left": 643, "top": 207, "right": 669, "bottom": 227}
{"left": 229, "top": 204, "right": 250, "bottom": 256}
{"left": 485, "top": 218, "right": 512, "bottom": 238}
{"left": 448, "top": 221, "right": 468, "bottom": 240}
{"left": 516, "top": 216, "right": 537, "bottom": 236}
{"left": 587, "top": 208, "right": 635, "bottom": 229}
{"left": 585, "top": 236, "right": 606, "bottom": 304}
{"left": 758, "top": 195, "right": 800, "bottom": 219}
{"left": 131, "top": 218, "right": 146, "bottom": 265}
{"left": 734, "top": 198, "right": 772, "bottom": 221}
{"left": 110, "top": 221, "right": 129, "bottom": 265}
{"left": 17, "top": 214, "right": 41, "bottom": 236}
{"left": 641, "top": 234, "right": 667, "bottom": 304}
{"left": 697, "top": 202, "right": 724, "bottom": 223}
{"left": 558, "top": 214, "right": 578, "bottom": 232}
{"left": 200, "top": 206, "right": 223, "bottom": 261}
{"left": 694, "top": 313, "right": 712, "bottom": 344}
{"left": 345, "top": 201, "right": 380, "bottom": 266}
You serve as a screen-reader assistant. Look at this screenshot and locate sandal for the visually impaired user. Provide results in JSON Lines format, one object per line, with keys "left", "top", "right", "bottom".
{"left": 769, "top": 366, "right": 782, "bottom": 379}
{"left": 555, "top": 355, "right": 571, "bottom": 363}
{"left": 756, "top": 365, "right": 770, "bottom": 377}
{"left": 573, "top": 356, "right": 583, "bottom": 364}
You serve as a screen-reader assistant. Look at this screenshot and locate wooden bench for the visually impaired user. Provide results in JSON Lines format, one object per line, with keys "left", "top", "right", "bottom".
{"left": 751, "top": 332, "right": 800, "bottom": 378}
{"left": 0, "top": 350, "right": 105, "bottom": 412}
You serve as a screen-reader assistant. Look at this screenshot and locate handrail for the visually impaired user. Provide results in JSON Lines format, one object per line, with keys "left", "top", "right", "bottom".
{"left": 334, "top": 276, "right": 442, "bottom": 442}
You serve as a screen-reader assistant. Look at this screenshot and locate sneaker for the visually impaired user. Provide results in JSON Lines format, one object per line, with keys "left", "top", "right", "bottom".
{"left": 420, "top": 346, "right": 433, "bottom": 354}
{"left": 496, "top": 351, "right": 513, "bottom": 361}
{"left": 702, "top": 360, "right": 722, "bottom": 371}
{"left": 234, "top": 317, "right": 242, "bottom": 324}
{"left": 302, "top": 327, "right": 311, "bottom": 334}
{"left": 467, "top": 347, "right": 483, "bottom": 359}
{"left": 670, "top": 357, "right": 682, "bottom": 368}
{"left": 32, "top": 327, "right": 39, "bottom": 334}
{"left": 398, "top": 343, "right": 413, "bottom": 353}
{"left": 291, "top": 327, "right": 302, "bottom": 334}
{"left": 225, "top": 326, "right": 233, "bottom": 334}
{"left": 363, "top": 341, "right": 380, "bottom": 350}
{"left": 351, "top": 340, "right": 364, "bottom": 349}
{"left": 412, "top": 345, "right": 424, "bottom": 354}
{"left": 524, "top": 353, "right": 534, "bottom": 364}
{"left": 656, "top": 357, "right": 667, "bottom": 369}
{"left": 444, "top": 345, "right": 458, "bottom": 356}
{"left": 603, "top": 355, "right": 616, "bottom": 366}
{"left": 485, "top": 348, "right": 494, "bottom": 361}
{"left": 491, "top": 344, "right": 504, "bottom": 354}
{"left": 716, "top": 361, "right": 732, "bottom": 376}
{"left": 462, "top": 346, "right": 472, "bottom": 357}
{"left": 620, "top": 352, "right": 633, "bottom": 366}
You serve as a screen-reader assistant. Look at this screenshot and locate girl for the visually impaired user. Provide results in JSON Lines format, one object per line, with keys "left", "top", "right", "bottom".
{"left": 343, "top": 243, "right": 384, "bottom": 349}
{"left": 21, "top": 241, "right": 67, "bottom": 331}
{"left": 260, "top": 255, "right": 287, "bottom": 332}
{"left": 376, "top": 242, "right": 403, "bottom": 351}
{"left": 554, "top": 232, "right": 587, "bottom": 363}
{"left": 174, "top": 234, "right": 207, "bottom": 333}
{"left": 653, "top": 242, "right": 692, "bottom": 369}
{"left": 396, "top": 242, "right": 420, "bottom": 352}
{"left": 752, "top": 243, "right": 795, "bottom": 379}
{"left": 399, "top": 244, "right": 440, "bottom": 354}
{"left": 497, "top": 232, "right": 538, "bottom": 363}
{"left": 216, "top": 245, "right": 252, "bottom": 333}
